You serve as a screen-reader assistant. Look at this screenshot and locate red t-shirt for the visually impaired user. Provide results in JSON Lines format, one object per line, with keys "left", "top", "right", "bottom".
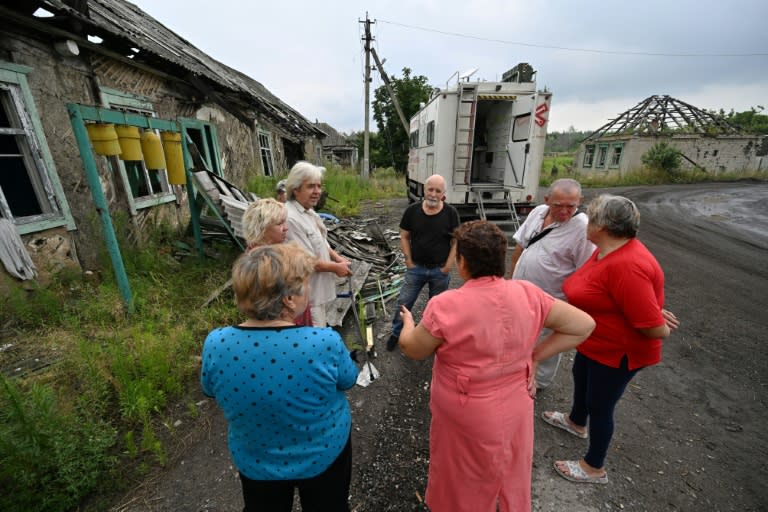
{"left": 563, "top": 239, "right": 665, "bottom": 370}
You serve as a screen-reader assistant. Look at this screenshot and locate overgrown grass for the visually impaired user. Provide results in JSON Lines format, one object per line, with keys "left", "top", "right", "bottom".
{"left": 0, "top": 164, "right": 407, "bottom": 511}
{"left": 247, "top": 164, "right": 406, "bottom": 216}
{"left": 540, "top": 154, "right": 768, "bottom": 188}
{"left": 0, "top": 235, "right": 241, "bottom": 512}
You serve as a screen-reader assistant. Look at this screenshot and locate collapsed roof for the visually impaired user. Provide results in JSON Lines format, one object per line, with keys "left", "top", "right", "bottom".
{"left": 2, "top": 0, "right": 325, "bottom": 140}
{"left": 585, "top": 95, "right": 741, "bottom": 141}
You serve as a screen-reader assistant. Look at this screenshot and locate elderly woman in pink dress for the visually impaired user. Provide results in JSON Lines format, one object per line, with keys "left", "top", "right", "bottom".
{"left": 398, "top": 220, "right": 595, "bottom": 512}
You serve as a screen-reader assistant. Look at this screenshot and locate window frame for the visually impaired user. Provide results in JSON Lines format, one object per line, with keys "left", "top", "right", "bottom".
{"left": 99, "top": 87, "right": 175, "bottom": 213}
{"left": 258, "top": 129, "right": 274, "bottom": 176}
{"left": 426, "top": 120, "right": 435, "bottom": 145}
{"left": 512, "top": 113, "right": 532, "bottom": 142}
{"left": 0, "top": 61, "right": 74, "bottom": 234}
{"left": 596, "top": 144, "right": 609, "bottom": 168}
{"left": 609, "top": 143, "right": 624, "bottom": 167}
{"left": 410, "top": 129, "right": 420, "bottom": 149}
{"left": 180, "top": 117, "right": 222, "bottom": 177}
{"left": 583, "top": 144, "right": 595, "bottom": 167}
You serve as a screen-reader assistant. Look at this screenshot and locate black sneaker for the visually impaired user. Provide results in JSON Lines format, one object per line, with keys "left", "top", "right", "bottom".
{"left": 386, "top": 335, "right": 399, "bottom": 352}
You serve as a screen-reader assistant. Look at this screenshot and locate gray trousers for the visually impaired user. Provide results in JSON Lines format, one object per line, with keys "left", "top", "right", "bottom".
{"left": 535, "top": 327, "right": 562, "bottom": 389}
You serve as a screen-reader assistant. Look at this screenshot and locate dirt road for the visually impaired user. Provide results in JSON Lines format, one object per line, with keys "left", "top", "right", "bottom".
{"left": 113, "top": 181, "right": 768, "bottom": 512}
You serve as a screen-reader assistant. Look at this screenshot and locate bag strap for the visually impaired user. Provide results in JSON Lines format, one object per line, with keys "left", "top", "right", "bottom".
{"left": 526, "top": 227, "right": 554, "bottom": 248}
{"left": 526, "top": 209, "right": 581, "bottom": 248}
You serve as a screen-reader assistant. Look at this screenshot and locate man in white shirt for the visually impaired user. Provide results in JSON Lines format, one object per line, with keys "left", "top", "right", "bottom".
{"left": 509, "top": 178, "right": 595, "bottom": 390}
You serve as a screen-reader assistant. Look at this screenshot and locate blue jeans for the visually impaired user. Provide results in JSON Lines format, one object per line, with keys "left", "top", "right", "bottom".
{"left": 390, "top": 265, "right": 450, "bottom": 338}
{"left": 569, "top": 352, "right": 640, "bottom": 469}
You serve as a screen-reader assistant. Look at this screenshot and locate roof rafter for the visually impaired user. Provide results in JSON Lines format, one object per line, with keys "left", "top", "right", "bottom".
{"left": 585, "top": 95, "right": 741, "bottom": 140}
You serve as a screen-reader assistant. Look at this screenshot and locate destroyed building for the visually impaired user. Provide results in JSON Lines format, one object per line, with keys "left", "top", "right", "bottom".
{"left": 0, "top": 0, "right": 325, "bottom": 288}
{"left": 574, "top": 95, "right": 767, "bottom": 176}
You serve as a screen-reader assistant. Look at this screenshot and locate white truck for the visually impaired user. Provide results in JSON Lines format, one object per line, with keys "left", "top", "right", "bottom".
{"left": 406, "top": 63, "right": 552, "bottom": 232}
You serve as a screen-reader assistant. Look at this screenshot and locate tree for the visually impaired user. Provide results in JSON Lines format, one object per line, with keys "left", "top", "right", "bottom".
{"left": 725, "top": 106, "right": 768, "bottom": 134}
{"left": 371, "top": 67, "right": 432, "bottom": 172}
{"left": 349, "top": 130, "right": 392, "bottom": 169}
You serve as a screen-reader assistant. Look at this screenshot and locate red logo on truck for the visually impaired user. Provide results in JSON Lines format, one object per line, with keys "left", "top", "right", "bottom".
{"left": 535, "top": 103, "right": 549, "bottom": 127}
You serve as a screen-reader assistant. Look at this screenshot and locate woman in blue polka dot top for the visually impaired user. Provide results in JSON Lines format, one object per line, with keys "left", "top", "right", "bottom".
{"left": 201, "top": 243, "right": 359, "bottom": 511}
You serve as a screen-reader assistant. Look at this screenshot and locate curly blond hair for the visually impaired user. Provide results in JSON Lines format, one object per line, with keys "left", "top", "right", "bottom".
{"left": 242, "top": 198, "right": 287, "bottom": 246}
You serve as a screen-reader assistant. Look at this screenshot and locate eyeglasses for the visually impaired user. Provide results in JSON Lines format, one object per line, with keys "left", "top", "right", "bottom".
{"left": 550, "top": 203, "right": 578, "bottom": 210}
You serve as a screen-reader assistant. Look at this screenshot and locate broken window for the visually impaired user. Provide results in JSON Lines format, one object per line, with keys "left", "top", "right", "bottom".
{"left": 583, "top": 145, "right": 595, "bottom": 167}
{"left": 610, "top": 143, "right": 624, "bottom": 167}
{"left": 259, "top": 131, "right": 274, "bottom": 176}
{"left": 184, "top": 122, "right": 221, "bottom": 176}
{"left": 0, "top": 62, "right": 73, "bottom": 234}
{"left": 100, "top": 88, "right": 174, "bottom": 212}
{"left": 597, "top": 145, "right": 609, "bottom": 167}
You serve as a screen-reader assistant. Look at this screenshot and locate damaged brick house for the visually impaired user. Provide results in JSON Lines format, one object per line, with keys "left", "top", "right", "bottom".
{"left": 0, "top": 0, "right": 325, "bottom": 289}
{"left": 574, "top": 95, "right": 767, "bottom": 176}
{"left": 315, "top": 121, "right": 359, "bottom": 168}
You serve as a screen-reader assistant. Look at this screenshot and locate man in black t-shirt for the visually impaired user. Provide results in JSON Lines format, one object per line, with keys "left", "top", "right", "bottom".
{"left": 387, "top": 175, "right": 460, "bottom": 351}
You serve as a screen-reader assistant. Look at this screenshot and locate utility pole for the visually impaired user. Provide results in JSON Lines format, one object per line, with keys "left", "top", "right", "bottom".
{"left": 371, "top": 47, "right": 409, "bottom": 134}
{"left": 360, "top": 14, "right": 372, "bottom": 179}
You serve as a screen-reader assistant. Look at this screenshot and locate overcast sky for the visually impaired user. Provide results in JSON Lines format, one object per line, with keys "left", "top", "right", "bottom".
{"left": 129, "top": 0, "right": 767, "bottom": 134}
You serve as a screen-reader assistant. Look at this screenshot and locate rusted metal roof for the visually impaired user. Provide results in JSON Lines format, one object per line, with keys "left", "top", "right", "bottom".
{"left": 8, "top": 0, "right": 324, "bottom": 138}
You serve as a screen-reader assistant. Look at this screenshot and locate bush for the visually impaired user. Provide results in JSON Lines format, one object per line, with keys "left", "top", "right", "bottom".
{"left": 0, "top": 376, "right": 117, "bottom": 512}
{"left": 642, "top": 142, "right": 683, "bottom": 176}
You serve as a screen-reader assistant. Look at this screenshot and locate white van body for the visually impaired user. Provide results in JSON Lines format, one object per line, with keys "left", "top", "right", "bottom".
{"left": 406, "top": 64, "right": 551, "bottom": 227}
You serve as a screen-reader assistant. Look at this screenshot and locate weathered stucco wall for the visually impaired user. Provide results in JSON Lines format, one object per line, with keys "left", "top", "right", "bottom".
{"left": 575, "top": 134, "right": 766, "bottom": 177}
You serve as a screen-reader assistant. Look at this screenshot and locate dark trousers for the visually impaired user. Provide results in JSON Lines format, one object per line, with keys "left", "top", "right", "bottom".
{"left": 240, "top": 435, "right": 352, "bottom": 512}
{"left": 569, "top": 352, "right": 640, "bottom": 469}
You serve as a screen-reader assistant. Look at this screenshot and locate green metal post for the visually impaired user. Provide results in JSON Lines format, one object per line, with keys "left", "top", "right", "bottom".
{"left": 67, "top": 104, "right": 134, "bottom": 313}
{"left": 180, "top": 131, "right": 205, "bottom": 256}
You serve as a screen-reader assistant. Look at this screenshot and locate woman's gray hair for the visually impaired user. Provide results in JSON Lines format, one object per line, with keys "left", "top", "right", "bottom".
{"left": 242, "top": 198, "right": 286, "bottom": 246}
{"left": 285, "top": 161, "right": 325, "bottom": 199}
{"left": 232, "top": 244, "right": 316, "bottom": 320}
{"left": 586, "top": 194, "right": 640, "bottom": 238}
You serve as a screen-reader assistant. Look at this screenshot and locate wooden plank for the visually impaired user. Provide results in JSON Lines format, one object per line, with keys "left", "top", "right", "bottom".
{"left": 325, "top": 261, "right": 372, "bottom": 327}
{"left": 192, "top": 171, "right": 220, "bottom": 202}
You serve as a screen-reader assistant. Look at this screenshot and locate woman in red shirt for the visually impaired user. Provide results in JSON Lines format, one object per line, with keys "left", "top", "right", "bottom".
{"left": 542, "top": 194, "right": 679, "bottom": 484}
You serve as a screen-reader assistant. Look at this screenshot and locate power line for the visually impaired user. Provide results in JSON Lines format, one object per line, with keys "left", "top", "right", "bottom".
{"left": 377, "top": 18, "right": 768, "bottom": 58}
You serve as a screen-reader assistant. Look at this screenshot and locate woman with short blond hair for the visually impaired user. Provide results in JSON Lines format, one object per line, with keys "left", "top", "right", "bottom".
{"left": 242, "top": 197, "right": 288, "bottom": 250}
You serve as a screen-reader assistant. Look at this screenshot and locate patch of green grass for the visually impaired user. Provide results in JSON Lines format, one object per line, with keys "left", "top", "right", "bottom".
{"left": 0, "top": 232, "right": 241, "bottom": 511}
{"left": 246, "top": 164, "right": 406, "bottom": 216}
{"left": 539, "top": 152, "right": 768, "bottom": 188}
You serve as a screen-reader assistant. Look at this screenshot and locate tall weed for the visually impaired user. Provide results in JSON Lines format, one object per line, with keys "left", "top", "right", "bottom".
{"left": 246, "top": 163, "right": 405, "bottom": 216}
{"left": 0, "top": 229, "right": 239, "bottom": 510}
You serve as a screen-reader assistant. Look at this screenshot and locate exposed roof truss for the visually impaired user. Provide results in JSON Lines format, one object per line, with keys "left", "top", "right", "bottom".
{"left": 585, "top": 95, "right": 740, "bottom": 140}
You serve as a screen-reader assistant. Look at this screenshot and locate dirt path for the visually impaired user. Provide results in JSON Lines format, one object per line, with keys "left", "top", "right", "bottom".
{"left": 112, "top": 183, "right": 768, "bottom": 511}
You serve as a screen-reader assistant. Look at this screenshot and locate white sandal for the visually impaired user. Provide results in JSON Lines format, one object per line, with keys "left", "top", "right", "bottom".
{"left": 541, "top": 411, "right": 588, "bottom": 439}
{"left": 554, "top": 460, "right": 608, "bottom": 484}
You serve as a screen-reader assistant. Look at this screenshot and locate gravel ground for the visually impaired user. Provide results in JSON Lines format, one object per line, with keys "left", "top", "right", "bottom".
{"left": 112, "top": 182, "right": 768, "bottom": 512}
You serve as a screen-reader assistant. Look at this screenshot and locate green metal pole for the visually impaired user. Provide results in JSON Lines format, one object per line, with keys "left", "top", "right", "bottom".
{"left": 180, "top": 132, "right": 205, "bottom": 257}
{"left": 67, "top": 104, "right": 134, "bottom": 314}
